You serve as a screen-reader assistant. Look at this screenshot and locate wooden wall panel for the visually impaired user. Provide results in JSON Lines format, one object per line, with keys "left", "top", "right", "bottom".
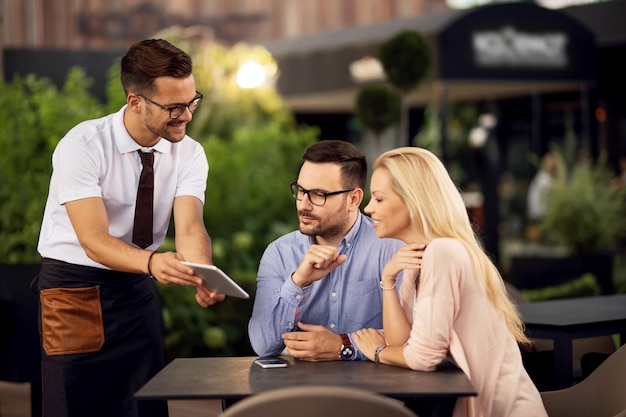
{"left": 0, "top": 0, "right": 445, "bottom": 50}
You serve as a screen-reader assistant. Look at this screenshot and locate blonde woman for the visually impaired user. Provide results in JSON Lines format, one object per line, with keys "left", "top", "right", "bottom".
{"left": 352, "top": 147, "right": 547, "bottom": 417}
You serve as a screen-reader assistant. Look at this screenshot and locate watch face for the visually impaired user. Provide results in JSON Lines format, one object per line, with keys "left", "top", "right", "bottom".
{"left": 341, "top": 346, "right": 354, "bottom": 359}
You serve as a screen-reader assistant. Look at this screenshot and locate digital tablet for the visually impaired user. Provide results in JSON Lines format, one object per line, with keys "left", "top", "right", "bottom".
{"left": 181, "top": 261, "right": 250, "bottom": 299}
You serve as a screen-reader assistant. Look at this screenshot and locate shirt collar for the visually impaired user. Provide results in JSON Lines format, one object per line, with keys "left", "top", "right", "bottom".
{"left": 339, "top": 212, "right": 366, "bottom": 252}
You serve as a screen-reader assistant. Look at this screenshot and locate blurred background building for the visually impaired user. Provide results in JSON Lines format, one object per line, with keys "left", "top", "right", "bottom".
{"left": 1, "top": 0, "right": 625, "bottom": 259}
{"left": 2, "top": 3, "right": 626, "bottom": 406}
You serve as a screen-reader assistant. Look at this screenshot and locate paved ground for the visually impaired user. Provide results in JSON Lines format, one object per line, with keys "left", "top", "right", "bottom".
{"left": 0, "top": 381, "right": 222, "bottom": 417}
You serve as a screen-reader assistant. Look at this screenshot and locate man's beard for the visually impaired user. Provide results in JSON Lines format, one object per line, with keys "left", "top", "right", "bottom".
{"left": 145, "top": 109, "right": 186, "bottom": 143}
{"left": 298, "top": 210, "right": 348, "bottom": 242}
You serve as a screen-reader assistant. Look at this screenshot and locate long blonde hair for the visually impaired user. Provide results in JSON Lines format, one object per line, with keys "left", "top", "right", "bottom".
{"left": 374, "top": 147, "right": 529, "bottom": 345}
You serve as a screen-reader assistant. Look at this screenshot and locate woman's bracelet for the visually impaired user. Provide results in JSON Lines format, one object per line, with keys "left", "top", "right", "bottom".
{"left": 147, "top": 251, "right": 158, "bottom": 280}
{"left": 380, "top": 281, "right": 396, "bottom": 291}
{"left": 374, "top": 344, "right": 387, "bottom": 364}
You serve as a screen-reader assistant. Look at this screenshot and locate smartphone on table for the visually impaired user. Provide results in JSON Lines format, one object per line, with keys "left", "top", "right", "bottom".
{"left": 254, "top": 357, "right": 289, "bottom": 369}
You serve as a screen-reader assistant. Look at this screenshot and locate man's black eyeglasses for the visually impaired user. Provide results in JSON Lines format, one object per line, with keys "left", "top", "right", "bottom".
{"left": 138, "top": 91, "right": 203, "bottom": 119}
{"left": 290, "top": 182, "right": 354, "bottom": 207}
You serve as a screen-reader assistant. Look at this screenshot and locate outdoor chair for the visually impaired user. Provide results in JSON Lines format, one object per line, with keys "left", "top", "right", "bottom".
{"left": 540, "top": 343, "right": 626, "bottom": 417}
{"left": 219, "top": 385, "right": 417, "bottom": 417}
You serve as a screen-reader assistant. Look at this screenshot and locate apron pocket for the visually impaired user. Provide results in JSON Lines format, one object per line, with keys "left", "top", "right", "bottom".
{"left": 41, "top": 286, "right": 105, "bottom": 355}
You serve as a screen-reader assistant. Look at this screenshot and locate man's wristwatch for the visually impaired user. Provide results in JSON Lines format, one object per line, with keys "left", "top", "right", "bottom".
{"left": 339, "top": 333, "right": 355, "bottom": 360}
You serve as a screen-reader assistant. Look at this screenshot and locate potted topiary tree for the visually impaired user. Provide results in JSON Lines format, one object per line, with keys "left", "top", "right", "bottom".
{"left": 377, "top": 29, "right": 432, "bottom": 147}
{"left": 540, "top": 152, "right": 626, "bottom": 294}
{"left": 354, "top": 84, "right": 401, "bottom": 155}
{"left": 541, "top": 155, "right": 626, "bottom": 254}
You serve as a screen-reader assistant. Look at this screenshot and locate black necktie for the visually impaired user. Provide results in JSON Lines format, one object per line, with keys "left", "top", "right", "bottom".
{"left": 133, "top": 150, "right": 154, "bottom": 249}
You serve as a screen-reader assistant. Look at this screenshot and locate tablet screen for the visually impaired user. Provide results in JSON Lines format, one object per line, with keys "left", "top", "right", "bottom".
{"left": 181, "top": 261, "right": 250, "bottom": 299}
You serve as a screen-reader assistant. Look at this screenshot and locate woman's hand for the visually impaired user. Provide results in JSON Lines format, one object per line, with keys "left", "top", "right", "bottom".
{"left": 351, "top": 328, "right": 386, "bottom": 362}
{"left": 381, "top": 243, "right": 426, "bottom": 287}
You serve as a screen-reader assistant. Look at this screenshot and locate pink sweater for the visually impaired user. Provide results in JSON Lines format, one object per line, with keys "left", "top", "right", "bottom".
{"left": 400, "top": 238, "right": 547, "bottom": 417}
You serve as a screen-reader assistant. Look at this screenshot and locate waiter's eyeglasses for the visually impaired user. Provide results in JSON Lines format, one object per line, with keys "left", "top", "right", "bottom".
{"left": 138, "top": 91, "right": 203, "bottom": 119}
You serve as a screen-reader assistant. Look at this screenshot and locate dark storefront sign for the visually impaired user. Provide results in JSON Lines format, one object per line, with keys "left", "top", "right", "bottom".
{"left": 438, "top": 2, "right": 596, "bottom": 81}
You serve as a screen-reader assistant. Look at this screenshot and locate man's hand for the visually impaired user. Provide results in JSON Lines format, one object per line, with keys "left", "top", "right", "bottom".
{"left": 291, "top": 245, "right": 347, "bottom": 288}
{"left": 282, "top": 322, "right": 343, "bottom": 361}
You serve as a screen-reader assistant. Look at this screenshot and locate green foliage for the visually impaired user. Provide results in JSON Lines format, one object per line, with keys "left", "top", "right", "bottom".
{"left": 354, "top": 85, "right": 401, "bottom": 135}
{"left": 0, "top": 68, "right": 105, "bottom": 263}
{"left": 522, "top": 273, "right": 600, "bottom": 301}
{"left": 377, "top": 30, "right": 432, "bottom": 93}
{"left": 541, "top": 155, "right": 626, "bottom": 252}
{"left": 203, "top": 122, "right": 318, "bottom": 271}
{"left": 160, "top": 269, "right": 258, "bottom": 357}
{"left": 105, "top": 56, "right": 126, "bottom": 114}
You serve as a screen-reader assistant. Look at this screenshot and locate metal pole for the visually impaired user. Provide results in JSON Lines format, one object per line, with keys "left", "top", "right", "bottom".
{"left": 0, "top": 0, "right": 4, "bottom": 78}
{"left": 532, "top": 92, "right": 542, "bottom": 156}
{"left": 580, "top": 84, "right": 588, "bottom": 145}
{"left": 439, "top": 83, "right": 449, "bottom": 167}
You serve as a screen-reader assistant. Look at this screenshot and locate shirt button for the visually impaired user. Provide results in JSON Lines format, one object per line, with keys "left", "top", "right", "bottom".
{"left": 288, "top": 322, "right": 293, "bottom": 328}
{"left": 330, "top": 323, "right": 336, "bottom": 328}
{"left": 331, "top": 291, "right": 337, "bottom": 297}
{"left": 295, "top": 294, "right": 302, "bottom": 300}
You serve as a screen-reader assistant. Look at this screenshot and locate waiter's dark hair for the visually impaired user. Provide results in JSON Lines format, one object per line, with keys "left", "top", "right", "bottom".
{"left": 120, "top": 39, "right": 192, "bottom": 96}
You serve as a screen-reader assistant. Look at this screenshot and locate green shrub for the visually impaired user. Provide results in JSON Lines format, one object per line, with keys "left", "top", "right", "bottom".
{"left": 0, "top": 68, "right": 105, "bottom": 263}
{"left": 202, "top": 122, "right": 317, "bottom": 271}
{"left": 541, "top": 155, "right": 626, "bottom": 253}
{"left": 159, "top": 266, "right": 258, "bottom": 358}
{"left": 522, "top": 273, "right": 600, "bottom": 301}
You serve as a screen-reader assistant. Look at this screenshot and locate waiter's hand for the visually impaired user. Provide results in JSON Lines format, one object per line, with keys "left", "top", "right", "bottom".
{"left": 282, "top": 322, "right": 342, "bottom": 361}
{"left": 148, "top": 252, "right": 225, "bottom": 307}
{"left": 148, "top": 252, "right": 203, "bottom": 286}
{"left": 195, "top": 286, "right": 225, "bottom": 308}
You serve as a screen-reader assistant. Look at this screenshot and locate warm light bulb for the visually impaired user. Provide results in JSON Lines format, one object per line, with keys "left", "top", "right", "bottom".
{"left": 236, "top": 61, "right": 266, "bottom": 89}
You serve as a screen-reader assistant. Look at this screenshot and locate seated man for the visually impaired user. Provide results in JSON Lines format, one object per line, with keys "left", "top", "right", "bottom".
{"left": 248, "top": 140, "right": 405, "bottom": 361}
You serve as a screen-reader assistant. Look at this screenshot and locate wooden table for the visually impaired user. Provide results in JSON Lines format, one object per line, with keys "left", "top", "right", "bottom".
{"left": 518, "top": 294, "right": 626, "bottom": 389}
{"left": 135, "top": 356, "right": 476, "bottom": 417}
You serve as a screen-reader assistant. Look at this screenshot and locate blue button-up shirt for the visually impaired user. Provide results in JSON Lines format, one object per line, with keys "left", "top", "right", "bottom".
{"left": 248, "top": 212, "right": 404, "bottom": 359}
